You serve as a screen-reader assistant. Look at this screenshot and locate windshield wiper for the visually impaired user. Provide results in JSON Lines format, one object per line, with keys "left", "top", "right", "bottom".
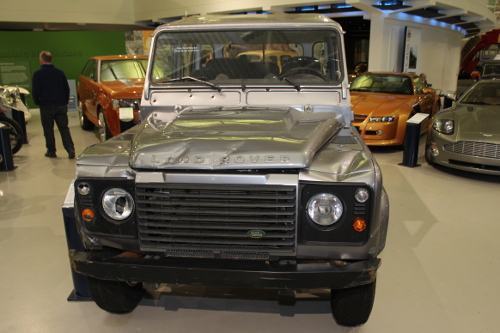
{"left": 167, "top": 76, "right": 220, "bottom": 91}
{"left": 283, "top": 77, "right": 301, "bottom": 91}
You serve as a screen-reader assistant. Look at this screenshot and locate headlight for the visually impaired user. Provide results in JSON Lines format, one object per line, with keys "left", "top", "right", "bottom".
{"left": 433, "top": 118, "right": 454, "bottom": 134}
{"left": 307, "top": 193, "right": 343, "bottom": 226}
{"left": 369, "top": 116, "right": 395, "bottom": 122}
{"left": 112, "top": 98, "right": 140, "bottom": 109}
{"left": 102, "top": 188, "right": 134, "bottom": 221}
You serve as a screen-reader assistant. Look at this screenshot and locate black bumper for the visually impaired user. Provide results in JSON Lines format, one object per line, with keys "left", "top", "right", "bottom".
{"left": 69, "top": 250, "right": 380, "bottom": 290}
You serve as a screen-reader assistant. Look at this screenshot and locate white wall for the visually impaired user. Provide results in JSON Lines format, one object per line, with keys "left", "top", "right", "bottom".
{"left": 368, "top": 17, "right": 463, "bottom": 95}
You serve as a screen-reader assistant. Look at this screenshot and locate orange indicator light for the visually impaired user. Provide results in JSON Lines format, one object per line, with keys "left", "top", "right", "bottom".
{"left": 82, "top": 209, "right": 95, "bottom": 222}
{"left": 353, "top": 218, "right": 367, "bottom": 232}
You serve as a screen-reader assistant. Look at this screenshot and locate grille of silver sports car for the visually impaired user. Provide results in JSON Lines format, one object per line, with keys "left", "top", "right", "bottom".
{"left": 443, "top": 141, "right": 500, "bottom": 159}
{"left": 135, "top": 183, "right": 297, "bottom": 259}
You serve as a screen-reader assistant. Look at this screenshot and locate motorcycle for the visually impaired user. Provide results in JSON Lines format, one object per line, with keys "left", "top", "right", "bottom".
{"left": 0, "top": 86, "right": 30, "bottom": 154}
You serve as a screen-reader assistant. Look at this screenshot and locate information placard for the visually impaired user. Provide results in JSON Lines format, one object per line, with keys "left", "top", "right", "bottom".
{"left": 0, "top": 62, "right": 31, "bottom": 91}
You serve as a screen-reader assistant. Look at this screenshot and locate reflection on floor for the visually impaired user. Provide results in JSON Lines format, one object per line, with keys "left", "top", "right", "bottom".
{"left": 0, "top": 109, "right": 498, "bottom": 333}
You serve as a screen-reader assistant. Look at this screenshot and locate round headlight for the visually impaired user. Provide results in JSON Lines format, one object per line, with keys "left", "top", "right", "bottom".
{"left": 307, "top": 193, "right": 343, "bottom": 226}
{"left": 102, "top": 188, "right": 134, "bottom": 221}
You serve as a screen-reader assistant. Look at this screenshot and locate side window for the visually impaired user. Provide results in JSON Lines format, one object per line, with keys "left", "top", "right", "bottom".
{"left": 82, "top": 60, "right": 97, "bottom": 81}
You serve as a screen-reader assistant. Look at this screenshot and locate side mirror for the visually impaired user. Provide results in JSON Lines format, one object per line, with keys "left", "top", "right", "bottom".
{"left": 439, "top": 93, "right": 456, "bottom": 101}
{"left": 422, "top": 87, "right": 433, "bottom": 94}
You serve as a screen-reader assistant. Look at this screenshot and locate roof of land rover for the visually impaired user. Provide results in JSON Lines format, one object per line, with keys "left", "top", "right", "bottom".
{"left": 155, "top": 14, "right": 342, "bottom": 31}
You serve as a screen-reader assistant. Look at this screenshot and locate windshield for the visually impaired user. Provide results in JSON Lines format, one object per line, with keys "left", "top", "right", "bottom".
{"left": 460, "top": 81, "right": 500, "bottom": 105}
{"left": 350, "top": 74, "right": 414, "bottom": 95}
{"left": 100, "top": 59, "right": 148, "bottom": 81}
{"left": 150, "top": 29, "right": 343, "bottom": 86}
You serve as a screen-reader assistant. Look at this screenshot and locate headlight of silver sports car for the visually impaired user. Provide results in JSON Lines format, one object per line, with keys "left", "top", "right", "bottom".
{"left": 102, "top": 188, "right": 134, "bottom": 221}
{"left": 433, "top": 118, "right": 454, "bottom": 134}
{"left": 307, "top": 193, "right": 343, "bottom": 226}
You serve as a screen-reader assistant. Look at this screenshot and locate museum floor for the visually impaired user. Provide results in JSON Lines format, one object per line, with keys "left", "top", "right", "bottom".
{"left": 0, "top": 109, "right": 498, "bottom": 333}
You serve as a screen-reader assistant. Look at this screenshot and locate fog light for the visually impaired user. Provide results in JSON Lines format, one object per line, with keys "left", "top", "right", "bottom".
{"left": 82, "top": 208, "right": 95, "bottom": 222}
{"left": 429, "top": 144, "right": 439, "bottom": 157}
{"left": 355, "top": 188, "right": 369, "bottom": 203}
{"left": 77, "top": 182, "right": 90, "bottom": 196}
{"left": 376, "top": 130, "right": 383, "bottom": 136}
{"left": 353, "top": 218, "right": 367, "bottom": 232}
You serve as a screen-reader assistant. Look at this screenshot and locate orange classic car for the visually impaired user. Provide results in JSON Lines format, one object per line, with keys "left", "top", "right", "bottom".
{"left": 78, "top": 55, "right": 152, "bottom": 142}
{"left": 350, "top": 72, "right": 440, "bottom": 146}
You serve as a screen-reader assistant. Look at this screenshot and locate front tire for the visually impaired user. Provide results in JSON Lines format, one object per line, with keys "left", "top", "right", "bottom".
{"left": 331, "top": 280, "right": 376, "bottom": 327}
{"left": 0, "top": 115, "right": 23, "bottom": 154}
{"left": 425, "top": 144, "right": 435, "bottom": 166}
{"left": 88, "top": 277, "right": 145, "bottom": 314}
{"left": 78, "top": 100, "right": 94, "bottom": 130}
{"left": 98, "top": 111, "right": 112, "bottom": 142}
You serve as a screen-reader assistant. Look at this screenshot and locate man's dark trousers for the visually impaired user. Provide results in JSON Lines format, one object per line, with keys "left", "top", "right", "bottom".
{"left": 40, "top": 105, "right": 74, "bottom": 154}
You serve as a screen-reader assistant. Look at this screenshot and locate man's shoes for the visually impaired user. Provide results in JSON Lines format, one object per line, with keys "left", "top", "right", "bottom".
{"left": 68, "top": 151, "right": 76, "bottom": 159}
{"left": 45, "top": 151, "right": 57, "bottom": 158}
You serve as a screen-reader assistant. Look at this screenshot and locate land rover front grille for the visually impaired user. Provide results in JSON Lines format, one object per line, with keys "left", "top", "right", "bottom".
{"left": 443, "top": 141, "right": 500, "bottom": 159}
{"left": 135, "top": 183, "right": 297, "bottom": 259}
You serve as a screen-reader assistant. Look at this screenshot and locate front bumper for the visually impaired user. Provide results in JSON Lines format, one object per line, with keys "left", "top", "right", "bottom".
{"left": 427, "top": 134, "right": 500, "bottom": 175}
{"left": 69, "top": 250, "right": 380, "bottom": 290}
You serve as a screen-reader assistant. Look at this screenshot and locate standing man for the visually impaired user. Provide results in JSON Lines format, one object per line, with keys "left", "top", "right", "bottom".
{"left": 32, "top": 51, "right": 75, "bottom": 159}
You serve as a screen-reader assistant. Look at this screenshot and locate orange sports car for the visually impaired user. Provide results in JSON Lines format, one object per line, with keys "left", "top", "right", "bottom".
{"left": 350, "top": 72, "right": 440, "bottom": 146}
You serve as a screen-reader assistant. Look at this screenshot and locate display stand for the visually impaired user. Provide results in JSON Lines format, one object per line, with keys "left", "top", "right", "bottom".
{"left": 399, "top": 113, "right": 429, "bottom": 168}
{"left": 0, "top": 124, "right": 15, "bottom": 171}
{"left": 63, "top": 181, "right": 93, "bottom": 301}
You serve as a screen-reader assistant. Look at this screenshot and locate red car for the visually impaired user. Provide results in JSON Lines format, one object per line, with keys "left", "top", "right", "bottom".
{"left": 78, "top": 55, "right": 149, "bottom": 142}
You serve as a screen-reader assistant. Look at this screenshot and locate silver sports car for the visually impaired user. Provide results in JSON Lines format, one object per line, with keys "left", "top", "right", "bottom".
{"left": 426, "top": 79, "right": 500, "bottom": 175}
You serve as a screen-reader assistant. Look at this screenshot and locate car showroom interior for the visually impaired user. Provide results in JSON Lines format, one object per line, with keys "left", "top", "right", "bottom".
{"left": 0, "top": 1, "right": 498, "bottom": 332}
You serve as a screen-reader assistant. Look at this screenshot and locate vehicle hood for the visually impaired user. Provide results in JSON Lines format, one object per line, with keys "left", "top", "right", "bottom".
{"left": 101, "top": 79, "right": 145, "bottom": 97}
{"left": 129, "top": 107, "right": 343, "bottom": 170}
{"left": 453, "top": 104, "right": 500, "bottom": 141}
{"left": 351, "top": 92, "right": 414, "bottom": 117}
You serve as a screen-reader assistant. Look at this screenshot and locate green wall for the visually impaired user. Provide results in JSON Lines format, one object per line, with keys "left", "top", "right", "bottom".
{"left": 0, "top": 31, "right": 126, "bottom": 107}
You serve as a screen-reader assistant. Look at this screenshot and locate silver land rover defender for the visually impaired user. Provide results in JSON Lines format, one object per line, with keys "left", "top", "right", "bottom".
{"left": 70, "top": 14, "right": 389, "bottom": 327}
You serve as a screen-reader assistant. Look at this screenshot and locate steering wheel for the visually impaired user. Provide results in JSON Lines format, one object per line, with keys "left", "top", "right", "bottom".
{"left": 279, "top": 67, "right": 326, "bottom": 81}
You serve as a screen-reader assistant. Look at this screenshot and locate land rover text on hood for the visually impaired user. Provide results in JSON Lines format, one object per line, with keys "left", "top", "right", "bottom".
{"left": 69, "top": 14, "right": 389, "bottom": 327}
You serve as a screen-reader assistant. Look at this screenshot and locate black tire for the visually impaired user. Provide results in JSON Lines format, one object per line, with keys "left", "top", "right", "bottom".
{"left": 98, "top": 110, "right": 112, "bottom": 142}
{"left": 331, "top": 280, "right": 376, "bottom": 327}
{"left": 78, "top": 99, "right": 94, "bottom": 130}
{"left": 424, "top": 144, "right": 434, "bottom": 166}
{"left": 0, "top": 115, "right": 23, "bottom": 154}
{"left": 87, "top": 277, "right": 145, "bottom": 314}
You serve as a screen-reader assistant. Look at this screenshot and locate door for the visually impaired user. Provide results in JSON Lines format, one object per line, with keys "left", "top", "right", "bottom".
{"left": 79, "top": 60, "right": 99, "bottom": 124}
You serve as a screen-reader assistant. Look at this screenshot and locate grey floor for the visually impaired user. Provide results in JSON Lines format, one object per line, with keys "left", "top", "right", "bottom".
{"left": 1, "top": 108, "right": 498, "bottom": 333}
